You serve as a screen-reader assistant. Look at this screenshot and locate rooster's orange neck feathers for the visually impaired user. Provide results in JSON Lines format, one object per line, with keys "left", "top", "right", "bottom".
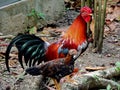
{"left": 63, "top": 14, "right": 87, "bottom": 45}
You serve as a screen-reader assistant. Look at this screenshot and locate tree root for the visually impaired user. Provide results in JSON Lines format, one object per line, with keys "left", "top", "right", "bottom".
{"left": 61, "top": 66, "right": 120, "bottom": 90}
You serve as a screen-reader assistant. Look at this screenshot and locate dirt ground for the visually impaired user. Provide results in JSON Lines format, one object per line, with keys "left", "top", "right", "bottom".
{"left": 0, "top": 1, "right": 120, "bottom": 90}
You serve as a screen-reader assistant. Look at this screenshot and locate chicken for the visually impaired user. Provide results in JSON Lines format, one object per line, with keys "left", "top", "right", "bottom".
{"left": 5, "top": 6, "right": 92, "bottom": 72}
{"left": 26, "top": 49, "right": 79, "bottom": 90}
{"left": 5, "top": 6, "right": 92, "bottom": 90}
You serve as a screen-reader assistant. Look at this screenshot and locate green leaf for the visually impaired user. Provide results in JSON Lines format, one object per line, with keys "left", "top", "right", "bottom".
{"left": 106, "top": 84, "right": 111, "bottom": 90}
{"left": 37, "top": 13, "right": 45, "bottom": 20}
{"left": 115, "top": 62, "right": 120, "bottom": 67}
{"left": 115, "top": 62, "right": 120, "bottom": 72}
{"left": 27, "top": 13, "right": 34, "bottom": 17}
{"left": 29, "top": 26, "right": 37, "bottom": 34}
{"left": 93, "top": 75, "right": 99, "bottom": 82}
{"left": 118, "top": 85, "right": 120, "bottom": 90}
{"left": 31, "top": 9, "right": 36, "bottom": 13}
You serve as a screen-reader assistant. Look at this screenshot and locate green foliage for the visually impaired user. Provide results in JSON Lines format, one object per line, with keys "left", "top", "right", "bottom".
{"left": 28, "top": 26, "right": 37, "bottom": 34}
{"left": 26, "top": 9, "right": 46, "bottom": 34}
{"left": 115, "top": 62, "right": 120, "bottom": 72}
{"left": 115, "top": 62, "right": 120, "bottom": 67}
{"left": 37, "top": 12, "right": 45, "bottom": 20}
{"left": 27, "top": 9, "right": 45, "bottom": 20}
{"left": 118, "top": 86, "right": 120, "bottom": 90}
{"left": 25, "top": 26, "right": 37, "bottom": 34}
{"left": 106, "top": 84, "right": 111, "bottom": 90}
{"left": 93, "top": 75, "right": 99, "bottom": 82}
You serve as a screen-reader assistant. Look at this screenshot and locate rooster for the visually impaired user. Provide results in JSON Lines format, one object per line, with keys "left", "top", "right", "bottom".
{"left": 5, "top": 6, "right": 92, "bottom": 89}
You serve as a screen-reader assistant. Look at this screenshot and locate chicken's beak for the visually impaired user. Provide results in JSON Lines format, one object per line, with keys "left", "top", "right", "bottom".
{"left": 89, "top": 14, "right": 93, "bottom": 16}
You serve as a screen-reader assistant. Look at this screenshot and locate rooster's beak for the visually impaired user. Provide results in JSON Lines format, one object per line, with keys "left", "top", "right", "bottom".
{"left": 89, "top": 14, "right": 93, "bottom": 16}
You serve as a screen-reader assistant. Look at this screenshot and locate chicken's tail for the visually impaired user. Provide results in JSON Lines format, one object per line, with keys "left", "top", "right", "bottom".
{"left": 5, "top": 34, "right": 49, "bottom": 72}
{"left": 26, "top": 67, "right": 41, "bottom": 76}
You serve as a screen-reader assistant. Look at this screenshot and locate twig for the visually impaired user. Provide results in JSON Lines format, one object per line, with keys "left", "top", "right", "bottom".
{"left": 0, "top": 44, "right": 8, "bottom": 47}
{"left": 0, "top": 53, "right": 5, "bottom": 58}
{"left": 0, "top": 35, "right": 14, "bottom": 39}
{"left": 85, "top": 66, "right": 106, "bottom": 71}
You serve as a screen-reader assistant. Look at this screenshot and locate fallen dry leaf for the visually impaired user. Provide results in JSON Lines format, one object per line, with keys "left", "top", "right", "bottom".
{"left": 0, "top": 44, "right": 8, "bottom": 47}
{"left": 49, "top": 29, "right": 62, "bottom": 37}
{"left": 85, "top": 66, "right": 106, "bottom": 71}
{"left": 9, "top": 60, "right": 18, "bottom": 68}
{"left": 11, "top": 71, "right": 19, "bottom": 76}
{"left": 113, "top": 6, "right": 120, "bottom": 21}
{"left": 9, "top": 53, "right": 18, "bottom": 57}
{"left": 106, "top": 5, "right": 115, "bottom": 14}
{"left": 41, "top": 37, "right": 48, "bottom": 42}
{"left": 106, "top": 13, "right": 115, "bottom": 22}
{"left": 107, "top": 21, "right": 117, "bottom": 31}
{"left": 0, "top": 52, "right": 5, "bottom": 58}
{"left": 104, "top": 25, "right": 110, "bottom": 36}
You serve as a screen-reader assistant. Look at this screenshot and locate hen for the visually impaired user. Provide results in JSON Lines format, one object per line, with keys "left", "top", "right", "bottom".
{"left": 26, "top": 49, "right": 79, "bottom": 90}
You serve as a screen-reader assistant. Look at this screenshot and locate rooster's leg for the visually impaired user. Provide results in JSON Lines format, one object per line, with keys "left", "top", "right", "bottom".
{"left": 60, "top": 68, "right": 79, "bottom": 84}
{"left": 63, "top": 75, "right": 78, "bottom": 85}
{"left": 52, "top": 78, "right": 60, "bottom": 90}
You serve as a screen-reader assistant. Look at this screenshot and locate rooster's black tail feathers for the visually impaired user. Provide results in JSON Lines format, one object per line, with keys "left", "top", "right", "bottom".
{"left": 5, "top": 34, "right": 47, "bottom": 72}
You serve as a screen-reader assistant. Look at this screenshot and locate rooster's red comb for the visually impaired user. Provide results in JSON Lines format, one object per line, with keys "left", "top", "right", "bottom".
{"left": 80, "top": 6, "right": 92, "bottom": 13}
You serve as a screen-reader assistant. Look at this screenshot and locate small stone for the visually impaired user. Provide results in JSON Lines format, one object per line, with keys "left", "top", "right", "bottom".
{"left": 98, "top": 54, "right": 102, "bottom": 58}
{"left": 106, "top": 54, "right": 111, "bottom": 57}
{"left": 0, "top": 32, "right": 3, "bottom": 36}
